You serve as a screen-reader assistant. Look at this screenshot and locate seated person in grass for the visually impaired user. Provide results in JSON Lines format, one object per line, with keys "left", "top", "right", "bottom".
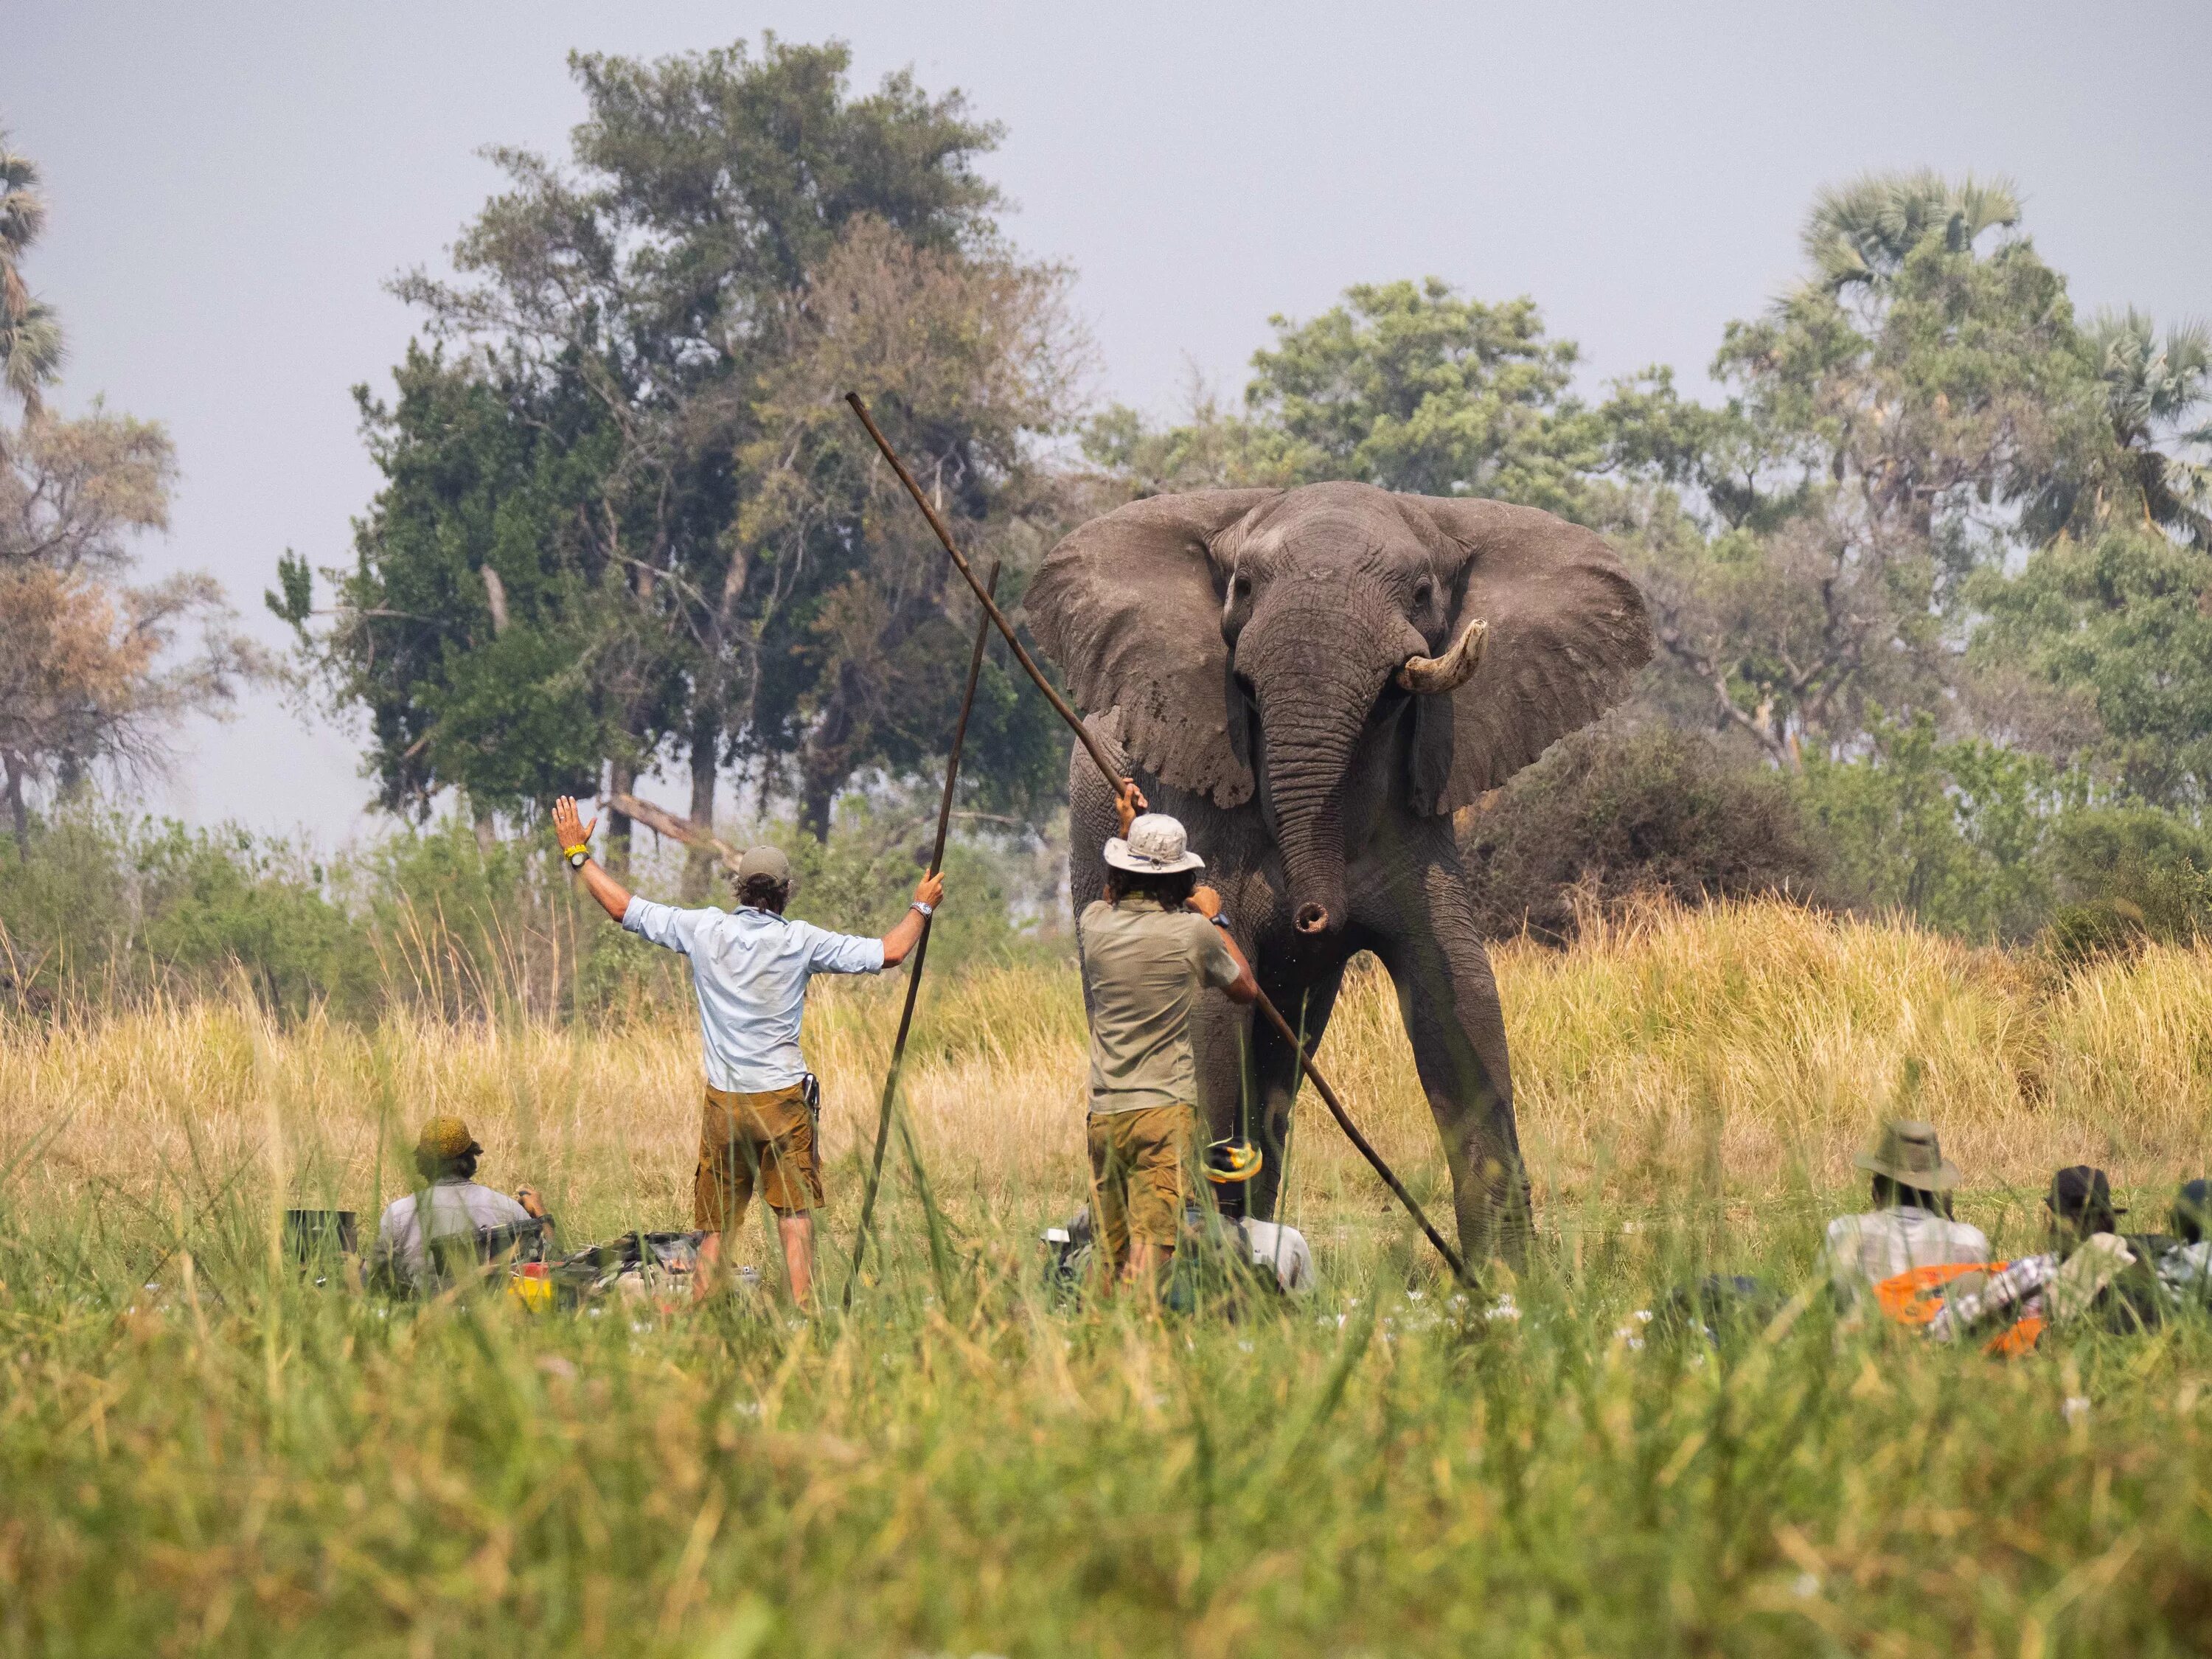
{"left": 1077, "top": 795, "right": 1258, "bottom": 1298}
{"left": 2158, "top": 1180, "right": 2212, "bottom": 1305}
{"left": 1930, "top": 1166, "right": 2157, "bottom": 1347}
{"left": 551, "top": 795, "right": 941, "bottom": 1315}
{"left": 371, "top": 1115, "right": 551, "bottom": 1290}
{"left": 1823, "top": 1119, "right": 1989, "bottom": 1318}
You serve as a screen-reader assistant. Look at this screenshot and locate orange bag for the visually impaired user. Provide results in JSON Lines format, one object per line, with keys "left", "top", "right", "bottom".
{"left": 1872, "top": 1261, "right": 2010, "bottom": 1327}
{"left": 1982, "top": 1315, "right": 2045, "bottom": 1357}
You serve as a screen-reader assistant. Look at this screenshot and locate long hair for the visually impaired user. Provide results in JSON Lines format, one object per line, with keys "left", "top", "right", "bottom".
{"left": 416, "top": 1149, "right": 479, "bottom": 1186}
{"left": 732, "top": 873, "right": 790, "bottom": 914}
{"left": 1871, "top": 1173, "right": 1953, "bottom": 1220}
{"left": 1105, "top": 867, "right": 1197, "bottom": 909}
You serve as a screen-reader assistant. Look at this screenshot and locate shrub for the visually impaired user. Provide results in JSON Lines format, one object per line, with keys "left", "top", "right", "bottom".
{"left": 2041, "top": 805, "right": 2212, "bottom": 963}
{"left": 1457, "top": 723, "right": 1829, "bottom": 942}
{"left": 1795, "top": 713, "right": 2059, "bottom": 943}
{"left": 0, "top": 810, "right": 374, "bottom": 1017}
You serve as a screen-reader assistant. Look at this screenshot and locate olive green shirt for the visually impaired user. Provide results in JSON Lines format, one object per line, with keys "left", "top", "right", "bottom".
{"left": 1076, "top": 896, "right": 1242, "bottom": 1115}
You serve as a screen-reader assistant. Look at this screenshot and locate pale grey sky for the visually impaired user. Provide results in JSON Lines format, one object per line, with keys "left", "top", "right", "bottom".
{"left": 6, "top": 0, "right": 2208, "bottom": 847}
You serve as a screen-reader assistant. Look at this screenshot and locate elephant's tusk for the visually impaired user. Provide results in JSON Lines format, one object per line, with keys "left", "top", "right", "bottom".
{"left": 1396, "top": 615, "right": 1488, "bottom": 694}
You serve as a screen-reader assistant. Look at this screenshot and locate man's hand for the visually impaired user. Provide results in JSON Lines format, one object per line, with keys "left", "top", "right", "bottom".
{"left": 1189, "top": 884, "right": 1259, "bottom": 1006}
{"left": 515, "top": 1185, "right": 547, "bottom": 1220}
{"left": 882, "top": 872, "right": 947, "bottom": 967}
{"left": 552, "top": 796, "right": 596, "bottom": 854}
{"left": 554, "top": 794, "right": 635, "bottom": 922}
{"left": 1114, "top": 780, "right": 1147, "bottom": 838}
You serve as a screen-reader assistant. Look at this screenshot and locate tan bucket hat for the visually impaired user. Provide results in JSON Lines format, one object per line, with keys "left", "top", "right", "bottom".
{"left": 1104, "top": 813, "right": 1205, "bottom": 874}
{"left": 1854, "top": 1119, "right": 1961, "bottom": 1191}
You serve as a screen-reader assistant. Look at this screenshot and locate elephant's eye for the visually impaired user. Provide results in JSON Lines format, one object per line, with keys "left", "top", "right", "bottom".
{"left": 1413, "top": 579, "right": 1435, "bottom": 608}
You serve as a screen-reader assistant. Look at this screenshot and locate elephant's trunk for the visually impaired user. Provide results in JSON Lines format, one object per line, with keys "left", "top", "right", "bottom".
{"left": 1239, "top": 585, "right": 1417, "bottom": 937}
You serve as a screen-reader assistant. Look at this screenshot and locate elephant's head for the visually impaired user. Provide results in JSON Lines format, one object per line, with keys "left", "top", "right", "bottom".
{"left": 1026, "top": 481, "right": 1652, "bottom": 936}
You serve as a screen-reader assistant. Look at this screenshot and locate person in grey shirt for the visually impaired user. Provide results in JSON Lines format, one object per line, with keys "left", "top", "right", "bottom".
{"left": 552, "top": 796, "right": 942, "bottom": 1311}
{"left": 372, "top": 1115, "right": 550, "bottom": 1290}
{"left": 1822, "top": 1119, "right": 1989, "bottom": 1321}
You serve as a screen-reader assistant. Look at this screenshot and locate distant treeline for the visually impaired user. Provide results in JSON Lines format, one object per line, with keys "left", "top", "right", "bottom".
{"left": 0, "top": 804, "right": 1051, "bottom": 1023}
{"left": 4, "top": 39, "right": 2209, "bottom": 1002}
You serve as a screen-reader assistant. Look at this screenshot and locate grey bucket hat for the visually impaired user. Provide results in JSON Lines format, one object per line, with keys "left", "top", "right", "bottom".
{"left": 1854, "top": 1119, "right": 1961, "bottom": 1192}
{"left": 1104, "top": 813, "right": 1206, "bottom": 875}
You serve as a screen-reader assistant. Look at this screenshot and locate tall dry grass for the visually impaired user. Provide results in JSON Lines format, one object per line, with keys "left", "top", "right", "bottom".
{"left": 12, "top": 899, "right": 2212, "bottom": 1655}
{"left": 7, "top": 897, "right": 2211, "bottom": 1251}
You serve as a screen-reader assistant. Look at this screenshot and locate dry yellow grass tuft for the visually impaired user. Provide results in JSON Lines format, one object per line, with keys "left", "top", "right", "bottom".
{"left": 6, "top": 898, "right": 2211, "bottom": 1241}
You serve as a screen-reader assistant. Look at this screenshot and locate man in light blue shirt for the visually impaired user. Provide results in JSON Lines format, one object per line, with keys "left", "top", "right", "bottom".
{"left": 552, "top": 796, "right": 943, "bottom": 1310}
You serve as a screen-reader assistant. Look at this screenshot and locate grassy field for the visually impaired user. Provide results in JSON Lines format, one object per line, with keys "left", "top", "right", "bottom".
{"left": 6, "top": 898, "right": 2212, "bottom": 1654}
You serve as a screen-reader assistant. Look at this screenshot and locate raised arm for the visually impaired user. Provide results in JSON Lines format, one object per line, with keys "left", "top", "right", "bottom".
{"left": 879, "top": 872, "right": 947, "bottom": 969}
{"left": 552, "top": 796, "right": 633, "bottom": 922}
{"left": 1188, "top": 885, "right": 1259, "bottom": 1005}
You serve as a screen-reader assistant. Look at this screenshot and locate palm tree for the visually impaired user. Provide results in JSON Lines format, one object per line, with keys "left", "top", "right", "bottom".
{"left": 0, "top": 128, "right": 64, "bottom": 420}
{"left": 2088, "top": 307, "right": 2212, "bottom": 544}
{"left": 1801, "top": 170, "right": 2022, "bottom": 293}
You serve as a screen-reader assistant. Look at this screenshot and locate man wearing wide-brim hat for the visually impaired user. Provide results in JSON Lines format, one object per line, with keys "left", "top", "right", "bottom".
{"left": 1823, "top": 1119, "right": 1990, "bottom": 1315}
{"left": 1930, "top": 1164, "right": 2155, "bottom": 1346}
{"left": 1077, "top": 795, "right": 1259, "bottom": 1294}
{"left": 552, "top": 796, "right": 942, "bottom": 1313}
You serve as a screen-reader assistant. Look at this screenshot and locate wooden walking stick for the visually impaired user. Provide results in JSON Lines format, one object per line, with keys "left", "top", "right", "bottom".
{"left": 841, "top": 560, "right": 1004, "bottom": 1311}
{"left": 844, "top": 393, "right": 1475, "bottom": 1288}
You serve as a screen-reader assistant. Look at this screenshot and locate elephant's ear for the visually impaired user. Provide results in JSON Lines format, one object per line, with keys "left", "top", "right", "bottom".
{"left": 1024, "top": 490, "right": 1276, "bottom": 807}
{"left": 1405, "top": 498, "right": 1653, "bottom": 815}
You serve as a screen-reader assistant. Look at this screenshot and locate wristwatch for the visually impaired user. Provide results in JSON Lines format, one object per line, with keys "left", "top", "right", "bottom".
{"left": 565, "top": 845, "right": 590, "bottom": 870}
{"left": 911, "top": 900, "right": 936, "bottom": 917}
{"left": 1206, "top": 913, "right": 1233, "bottom": 932}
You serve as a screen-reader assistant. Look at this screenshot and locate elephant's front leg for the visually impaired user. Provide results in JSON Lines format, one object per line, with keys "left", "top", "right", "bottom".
{"left": 1372, "top": 855, "right": 1531, "bottom": 1270}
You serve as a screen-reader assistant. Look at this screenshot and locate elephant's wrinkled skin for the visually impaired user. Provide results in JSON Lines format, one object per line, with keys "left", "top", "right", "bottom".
{"left": 1026, "top": 481, "right": 1652, "bottom": 1264}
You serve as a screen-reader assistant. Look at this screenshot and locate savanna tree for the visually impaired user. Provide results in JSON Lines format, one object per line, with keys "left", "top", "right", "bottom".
{"left": 1600, "top": 170, "right": 2113, "bottom": 765}
{"left": 1083, "top": 277, "right": 1596, "bottom": 512}
{"left": 287, "top": 36, "right": 1082, "bottom": 886}
{"left": 1, "top": 413, "right": 264, "bottom": 848}
{"left": 0, "top": 128, "right": 63, "bottom": 425}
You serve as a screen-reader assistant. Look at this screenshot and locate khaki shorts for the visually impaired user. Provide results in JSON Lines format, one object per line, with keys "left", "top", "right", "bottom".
{"left": 695, "top": 1083, "right": 824, "bottom": 1230}
{"left": 1088, "top": 1102, "right": 1196, "bottom": 1267}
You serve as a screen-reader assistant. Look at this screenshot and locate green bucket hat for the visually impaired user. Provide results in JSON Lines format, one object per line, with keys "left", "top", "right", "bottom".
{"left": 1854, "top": 1119, "right": 1961, "bottom": 1192}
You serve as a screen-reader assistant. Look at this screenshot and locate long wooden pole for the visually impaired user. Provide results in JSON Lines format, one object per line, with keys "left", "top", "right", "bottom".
{"left": 844, "top": 394, "right": 1475, "bottom": 1288}
{"left": 841, "top": 560, "right": 1003, "bottom": 1310}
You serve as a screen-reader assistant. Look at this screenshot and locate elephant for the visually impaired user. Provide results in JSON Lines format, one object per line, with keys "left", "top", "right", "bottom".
{"left": 1023, "top": 480, "right": 1652, "bottom": 1265}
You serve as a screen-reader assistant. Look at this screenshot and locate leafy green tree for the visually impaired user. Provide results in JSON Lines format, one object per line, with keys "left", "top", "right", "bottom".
{"left": 1077, "top": 385, "right": 1300, "bottom": 495}
{"left": 1083, "top": 278, "right": 1595, "bottom": 512}
{"left": 272, "top": 344, "right": 647, "bottom": 825}
{"left": 1244, "top": 279, "right": 1596, "bottom": 509}
{"left": 1796, "top": 713, "right": 2056, "bottom": 942}
{"left": 737, "top": 215, "right": 1082, "bottom": 832}
{"left": 1604, "top": 170, "right": 2112, "bottom": 765}
{"left": 289, "top": 37, "right": 1081, "bottom": 883}
{"left": 0, "top": 128, "right": 63, "bottom": 422}
{"left": 2078, "top": 309, "right": 2212, "bottom": 544}
{"left": 1971, "top": 528, "right": 2212, "bottom": 805}
{"left": 2040, "top": 802, "right": 2212, "bottom": 957}
{"left": 1798, "top": 170, "right": 2023, "bottom": 294}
